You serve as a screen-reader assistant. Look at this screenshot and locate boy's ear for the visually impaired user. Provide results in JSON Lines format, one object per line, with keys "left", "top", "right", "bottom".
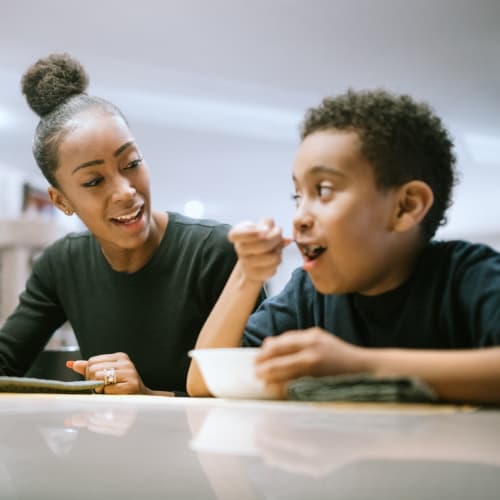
{"left": 391, "top": 181, "right": 434, "bottom": 232}
{"left": 48, "top": 186, "right": 74, "bottom": 216}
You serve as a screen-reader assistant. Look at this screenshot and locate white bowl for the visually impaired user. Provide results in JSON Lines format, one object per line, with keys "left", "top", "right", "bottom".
{"left": 188, "top": 348, "right": 277, "bottom": 399}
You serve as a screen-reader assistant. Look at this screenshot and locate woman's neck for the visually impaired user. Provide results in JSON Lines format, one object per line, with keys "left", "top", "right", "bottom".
{"left": 100, "top": 211, "right": 169, "bottom": 273}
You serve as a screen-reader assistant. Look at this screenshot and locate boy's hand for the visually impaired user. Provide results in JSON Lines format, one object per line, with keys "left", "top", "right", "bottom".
{"left": 228, "top": 218, "right": 291, "bottom": 283}
{"left": 255, "top": 328, "right": 368, "bottom": 386}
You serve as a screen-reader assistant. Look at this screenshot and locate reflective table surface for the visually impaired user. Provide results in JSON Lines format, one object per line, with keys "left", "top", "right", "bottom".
{"left": 1, "top": 394, "right": 499, "bottom": 499}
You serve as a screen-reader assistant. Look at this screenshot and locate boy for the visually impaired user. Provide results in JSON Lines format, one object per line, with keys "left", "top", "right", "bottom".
{"left": 187, "top": 89, "right": 500, "bottom": 403}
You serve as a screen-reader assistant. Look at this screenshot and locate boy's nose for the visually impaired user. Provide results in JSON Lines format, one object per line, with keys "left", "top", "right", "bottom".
{"left": 293, "top": 209, "right": 314, "bottom": 232}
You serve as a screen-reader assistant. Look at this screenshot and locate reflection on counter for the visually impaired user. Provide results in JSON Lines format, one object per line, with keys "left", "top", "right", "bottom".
{"left": 189, "top": 404, "right": 500, "bottom": 473}
{"left": 1, "top": 396, "right": 499, "bottom": 500}
{"left": 39, "top": 427, "right": 79, "bottom": 457}
{"left": 0, "top": 398, "right": 216, "bottom": 500}
{"left": 31, "top": 407, "right": 138, "bottom": 457}
{"left": 64, "top": 408, "right": 137, "bottom": 437}
{"left": 188, "top": 403, "right": 500, "bottom": 500}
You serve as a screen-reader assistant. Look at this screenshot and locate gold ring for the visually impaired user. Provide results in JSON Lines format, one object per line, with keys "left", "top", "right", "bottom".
{"left": 103, "top": 368, "right": 117, "bottom": 386}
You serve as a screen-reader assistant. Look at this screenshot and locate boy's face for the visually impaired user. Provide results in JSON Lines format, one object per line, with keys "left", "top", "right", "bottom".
{"left": 292, "top": 129, "right": 403, "bottom": 296}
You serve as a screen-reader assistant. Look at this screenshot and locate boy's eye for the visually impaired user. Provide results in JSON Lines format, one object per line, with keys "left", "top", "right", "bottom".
{"left": 316, "top": 184, "right": 334, "bottom": 198}
{"left": 124, "top": 158, "right": 143, "bottom": 170}
{"left": 291, "top": 193, "right": 302, "bottom": 206}
{"left": 82, "top": 177, "right": 102, "bottom": 188}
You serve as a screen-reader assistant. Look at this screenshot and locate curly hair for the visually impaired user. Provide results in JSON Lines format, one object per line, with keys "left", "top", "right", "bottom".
{"left": 21, "top": 53, "right": 126, "bottom": 187}
{"left": 300, "top": 89, "right": 457, "bottom": 241}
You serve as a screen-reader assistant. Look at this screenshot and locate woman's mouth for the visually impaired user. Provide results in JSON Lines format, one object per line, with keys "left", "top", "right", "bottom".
{"left": 110, "top": 205, "right": 144, "bottom": 225}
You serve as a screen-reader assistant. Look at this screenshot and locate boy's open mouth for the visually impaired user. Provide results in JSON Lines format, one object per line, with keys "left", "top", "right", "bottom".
{"left": 297, "top": 243, "right": 327, "bottom": 261}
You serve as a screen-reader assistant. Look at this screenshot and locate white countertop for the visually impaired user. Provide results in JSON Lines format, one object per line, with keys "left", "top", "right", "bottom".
{"left": 0, "top": 394, "right": 498, "bottom": 499}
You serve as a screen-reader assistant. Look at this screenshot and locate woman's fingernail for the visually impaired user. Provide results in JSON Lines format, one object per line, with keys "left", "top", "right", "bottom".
{"left": 66, "top": 361, "right": 74, "bottom": 369}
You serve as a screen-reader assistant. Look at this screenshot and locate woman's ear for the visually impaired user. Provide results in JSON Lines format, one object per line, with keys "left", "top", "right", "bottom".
{"left": 392, "top": 181, "right": 434, "bottom": 232}
{"left": 48, "top": 186, "right": 74, "bottom": 216}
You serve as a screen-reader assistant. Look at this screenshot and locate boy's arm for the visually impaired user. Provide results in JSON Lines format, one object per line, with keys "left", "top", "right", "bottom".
{"left": 187, "top": 219, "right": 287, "bottom": 397}
{"left": 186, "top": 262, "right": 263, "bottom": 396}
{"left": 255, "top": 329, "right": 500, "bottom": 404}
{"left": 366, "top": 345, "right": 500, "bottom": 404}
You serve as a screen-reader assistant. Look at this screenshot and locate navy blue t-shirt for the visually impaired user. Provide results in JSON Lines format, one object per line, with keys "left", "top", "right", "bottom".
{"left": 244, "top": 240, "right": 500, "bottom": 349}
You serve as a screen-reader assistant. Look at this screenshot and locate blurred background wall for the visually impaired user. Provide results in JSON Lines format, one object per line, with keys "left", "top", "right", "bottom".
{"left": 1, "top": 0, "right": 499, "bottom": 304}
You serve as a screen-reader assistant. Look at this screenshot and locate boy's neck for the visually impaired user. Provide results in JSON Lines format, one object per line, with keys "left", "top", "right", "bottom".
{"left": 358, "top": 234, "right": 426, "bottom": 297}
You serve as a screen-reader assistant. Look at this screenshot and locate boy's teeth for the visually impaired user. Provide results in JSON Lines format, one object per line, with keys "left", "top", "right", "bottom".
{"left": 305, "top": 245, "right": 321, "bottom": 254}
{"left": 301, "top": 244, "right": 326, "bottom": 259}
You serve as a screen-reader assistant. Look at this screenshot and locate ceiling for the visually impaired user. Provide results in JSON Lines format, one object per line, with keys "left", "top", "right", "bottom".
{"left": 1, "top": 0, "right": 499, "bottom": 245}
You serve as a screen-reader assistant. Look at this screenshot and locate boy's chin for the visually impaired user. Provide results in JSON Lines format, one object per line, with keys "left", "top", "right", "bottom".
{"left": 307, "top": 273, "right": 338, "bottom": 295}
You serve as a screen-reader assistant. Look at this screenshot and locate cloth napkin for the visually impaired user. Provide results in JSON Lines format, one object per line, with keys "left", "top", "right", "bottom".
{"left": 0, "top": 376, "right": 104, "bottom": 394}
{"left": 287, "top": 373, "right": 438, "bottom": 403}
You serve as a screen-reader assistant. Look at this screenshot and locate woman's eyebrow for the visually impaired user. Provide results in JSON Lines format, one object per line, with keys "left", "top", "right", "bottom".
{"left": 72, "top": 159, "right": 104, "bottom": 174}
{"left": 71, "top": 141, "right": 136, "bottom": 174}
{"left": 114, "top": 141, "right": 135, "bottom": 157}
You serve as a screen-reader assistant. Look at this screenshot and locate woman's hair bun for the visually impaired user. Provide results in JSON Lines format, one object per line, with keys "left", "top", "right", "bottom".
{"left": 21, "top": 53, "right": 89, "bottom": 117}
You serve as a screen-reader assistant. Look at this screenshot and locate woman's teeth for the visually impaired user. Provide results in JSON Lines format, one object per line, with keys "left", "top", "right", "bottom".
{"left": 113, "top": 207, "right": 142, "bottom": 223}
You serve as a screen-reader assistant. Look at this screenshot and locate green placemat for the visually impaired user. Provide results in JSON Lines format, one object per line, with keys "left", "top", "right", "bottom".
{"left": 0, "top": 376, "right": 104, "bottom": 394}
{"left": 287, "top": 374, "right": 438, "bottom": 403}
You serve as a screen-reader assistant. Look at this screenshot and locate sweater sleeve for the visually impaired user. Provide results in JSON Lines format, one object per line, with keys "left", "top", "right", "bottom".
{"left": 198, "top": 223, "right": 238, "bottom": 306}
{"left": 0, "top": 246, "right": 67, "bottom": 376}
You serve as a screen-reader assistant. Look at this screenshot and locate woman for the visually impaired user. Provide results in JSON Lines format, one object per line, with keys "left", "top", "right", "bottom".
{"left": 0, "top": 53, "right": 244, "bottom": 395}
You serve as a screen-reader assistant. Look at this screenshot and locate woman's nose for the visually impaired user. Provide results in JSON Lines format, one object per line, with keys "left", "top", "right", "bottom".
{"left": 111, "top": 177, "right": 136, "bottom": 203}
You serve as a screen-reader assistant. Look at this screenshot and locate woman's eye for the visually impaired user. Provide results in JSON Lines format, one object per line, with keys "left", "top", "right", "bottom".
{"left": 124, "top": 158, "right": 143, "bottom": 170}
{"left": 82, "top": 177, "right": 102, "bottom": 188}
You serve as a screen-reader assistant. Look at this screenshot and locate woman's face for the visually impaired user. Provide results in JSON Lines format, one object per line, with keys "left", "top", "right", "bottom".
{"left": 49, "top": 109, "right": 153, "bottom": 254}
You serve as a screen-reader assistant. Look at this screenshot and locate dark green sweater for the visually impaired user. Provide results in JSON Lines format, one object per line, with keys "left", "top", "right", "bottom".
{"left": 0, "top": 212, "right": 237, "bottom": 393}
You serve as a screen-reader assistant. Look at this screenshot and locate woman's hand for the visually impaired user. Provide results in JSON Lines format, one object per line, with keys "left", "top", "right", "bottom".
{"left": 228, "top": 218, "right": 291, "bottom": 284}
{"left": 67, "top": 352, "right": 155, "bottom": 395}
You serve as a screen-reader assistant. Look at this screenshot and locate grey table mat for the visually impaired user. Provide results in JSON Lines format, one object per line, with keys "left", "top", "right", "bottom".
{"left": 0, "top": 376, "right": 104, "bottom": 394}
{"left": 287, "top": 373, "right": 438, "bottom": 403}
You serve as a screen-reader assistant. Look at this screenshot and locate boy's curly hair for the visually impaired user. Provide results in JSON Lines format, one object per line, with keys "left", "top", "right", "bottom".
{"left": 300, "top": 89, "right": 457, "bottom": 241}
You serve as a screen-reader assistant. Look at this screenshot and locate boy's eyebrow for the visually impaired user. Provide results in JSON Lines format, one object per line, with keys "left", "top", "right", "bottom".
{"left": 71, "top": 141, "right": 135, "bottom": 174}
{"left": 293, "top": 165, "right": 347, "bottom": 182}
